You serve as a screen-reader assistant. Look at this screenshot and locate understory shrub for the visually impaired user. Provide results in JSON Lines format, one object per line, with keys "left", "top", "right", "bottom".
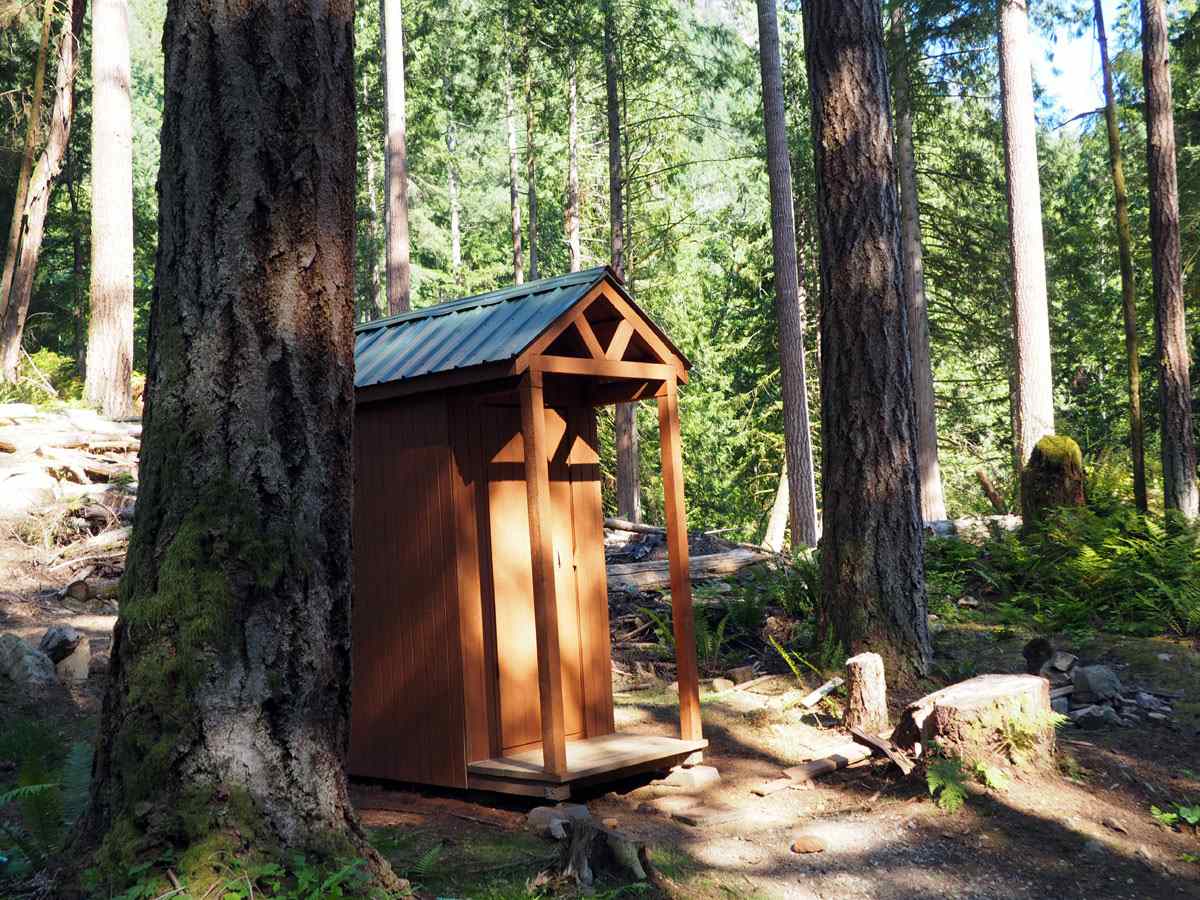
{"left": 926, "top": 506, "right": 1200, "bottom": 637}
{"left": 0, "top": 349, "right": 84, "bottom": 406}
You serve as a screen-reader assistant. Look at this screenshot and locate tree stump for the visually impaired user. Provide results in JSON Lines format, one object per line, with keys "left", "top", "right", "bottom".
{"left": 1020, "top": 435, "right": 1085, "bottom": 528}
{"left": 558, "top": 820, "right": 648, "bottom": 888}
{"left": 893, "top": 674, "right": 1054, "bottom": 768}
{"left": 844, "top": 652, "right": 888, "bottom": 734}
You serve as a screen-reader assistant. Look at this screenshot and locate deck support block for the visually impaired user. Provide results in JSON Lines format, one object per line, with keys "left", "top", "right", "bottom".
{"left": 658, "top": 375, "right": 703, "bottom": 742}
{"left": 520, "top": 369, "right": 569, "bottom": 776}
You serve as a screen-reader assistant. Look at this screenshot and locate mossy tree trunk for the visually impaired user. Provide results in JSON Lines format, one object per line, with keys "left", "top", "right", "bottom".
{"left": 70, "top": 0, "right": 400, "bottom": 889}
{"left": 801, "top": 0, "right": 931, "bottom": 678}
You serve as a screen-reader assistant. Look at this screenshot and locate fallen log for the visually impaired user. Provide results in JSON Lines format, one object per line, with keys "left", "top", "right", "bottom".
{"left": 604, "top": 516, "right": 665, "bottom": 535}
{"left": 606, "top": 548, "right": 769, "bottom": 591}
{"left": 782, "top": 742, "right": 872, "bottom": 782}
{"left": 799, "top": 676, "right": 843, "bottom": 709}
{"left": 848, "top": 726, "right": 915, "bottom": 776}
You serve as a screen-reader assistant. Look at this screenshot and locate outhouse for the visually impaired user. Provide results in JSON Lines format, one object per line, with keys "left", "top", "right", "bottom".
{"left": 348, "top": 267, "right": 705, "bottom": 799}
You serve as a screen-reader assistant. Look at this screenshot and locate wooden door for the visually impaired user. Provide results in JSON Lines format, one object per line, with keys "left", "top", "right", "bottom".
{"left": 483, "top": 403, "right": 587, "bottom": 754}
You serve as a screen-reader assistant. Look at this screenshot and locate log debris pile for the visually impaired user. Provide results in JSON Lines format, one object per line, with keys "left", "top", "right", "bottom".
{"left": 0, "top": 403, "right": 138, "bottom": 609}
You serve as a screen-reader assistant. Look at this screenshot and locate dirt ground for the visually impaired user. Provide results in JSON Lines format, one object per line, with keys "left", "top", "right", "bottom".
{"left": 2, "top": 462, "right": 1199, "bottom": 896}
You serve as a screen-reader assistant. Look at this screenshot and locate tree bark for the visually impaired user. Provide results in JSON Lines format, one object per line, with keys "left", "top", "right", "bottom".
{"left": 0, "top": 0, "right": 85, "bottom": 382}
{"left": 442, "top": 72, "right": 462, "bottom": 285}
{"left": 0, "top": 0, "right": 55, "bottom": 331}
{"left": 889, "top": 4, "right": 946, "bottom": 523}
{"left": 525, "top": 61, "right": 539, "bottom": 282}
{"left": 505, "top": 51, "right": 524, "bottom": 285}
{"left": 1141, "top": 0, "right": 1198, "bottom": 519}
{"left": 606, "top": 0, "right": 639, "bottom": 522}
{"left": 66, "top": 143, "right": 86, "bottom": 373}
{"left": 755, "top": 0, "right": 819, "bottom": 550}
{"left": 381, "top": 0, "right": 411, "bottom": 313}
{"left": 1095, "top": 0, "right": 1146, "bottom": 513}
{"left": 70, "top": 0, "right": 401, "bottom": 887}
{"left": 998, "top": 0, "right": 1055, "bottom": 471}
{"left": 84, "top": 0, "right": 134, "bottom": 416}
{"left": 566, "top": 65, "right": 582, "bottom": 273}
{"left": 801, "top": 0, "right": 931, "bottom": 678}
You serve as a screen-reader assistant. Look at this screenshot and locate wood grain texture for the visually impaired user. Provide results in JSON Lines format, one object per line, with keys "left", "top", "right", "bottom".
{"left": 801, "top": 0, "right": 931, "bottom": 677}
{"left": 658, "top": 377, "right": 703, "bottom": 741}
{"left": 520, "top": 371, "right": 569, "bottom": 775}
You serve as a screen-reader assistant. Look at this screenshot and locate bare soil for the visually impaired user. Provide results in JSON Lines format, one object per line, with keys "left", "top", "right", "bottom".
{"left": 2, "top": 415, "right": 1198, "bottom": 897}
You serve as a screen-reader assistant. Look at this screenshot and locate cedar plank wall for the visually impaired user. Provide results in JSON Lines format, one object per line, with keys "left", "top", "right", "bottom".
{"left": 349, "top": 395, "right": 468, "bottom": 788}
{"left": 451, "top": 391, "right": 615, "bottom": 762}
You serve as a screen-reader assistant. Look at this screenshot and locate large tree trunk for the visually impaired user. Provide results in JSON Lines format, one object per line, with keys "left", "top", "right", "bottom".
{"left": 889, "top": 5, "right": 946, "bottom": 523}
{"left": 69, "top": 0, "right": 401, "bottom": 888}
{"left": 381, "top": 0, "right": 411, "bottom": 313}
{"left": 801, "top": 0, "right": 931, "bottom": 678}
{"left": 1095, "top": 0, "right": 1147, "bottom": 513}
{"left": 84, "top": 0, "right": 134, "bottom": 416}
{"left": 0, "top": 0, "right": 85, "bottom": 382}
{"left": 362, "top": 69, "right": 383, "bottom": 320}
{"left": 525, "top": 62, "right": 539, "bottom": 281}
{"left": 755, "top": 0, "right": 819, "bottom": 550}
{"left": 443, "top": 73, "right": 462, "bottom": 285}
{"left": 998, "top": 0, "right": 1055, "bottom": 472}
{"left": 1142, "top": 0, "right": 1198, "bottom": 519}
{"left": 605, "top": 0, "right": 639, "bottom": 522}
{"left": 566, "top": 65, "right": 582, "bottom": 273}
{"left": 66, "top": 144, "right": 86, "bottom": 372}
{"left": 0, "top": 0, "right": 55, "bottom": 332}
{"left": 505, "top": 52, "right": 524, "bottom": 285}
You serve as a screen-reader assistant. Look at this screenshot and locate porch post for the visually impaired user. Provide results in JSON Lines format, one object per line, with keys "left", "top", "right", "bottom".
{"left": 657, "top": 375, "right": 703, "bottom": 741}
{"left": 519, "top": 369, "right": 568, "bottom": 776}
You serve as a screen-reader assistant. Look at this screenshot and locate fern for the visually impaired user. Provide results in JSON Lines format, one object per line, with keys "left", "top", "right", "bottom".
{"left": 410, "top": 843, "right": 443, "bottom": 880}
{"left": 927, "top": 757, "right": 967, "bottom": 813}
{"left": 973, "top": 761, "right": 1010, "bottom": 792}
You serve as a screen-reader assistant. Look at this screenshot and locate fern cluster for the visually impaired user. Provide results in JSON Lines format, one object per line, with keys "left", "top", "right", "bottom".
{"left": 925, "top": 507, "right": 1200, "bottom": 637}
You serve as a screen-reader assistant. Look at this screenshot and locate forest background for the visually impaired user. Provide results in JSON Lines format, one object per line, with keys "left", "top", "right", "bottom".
{"left": 2, "top": 0, "right": 1199, "bottom": 540}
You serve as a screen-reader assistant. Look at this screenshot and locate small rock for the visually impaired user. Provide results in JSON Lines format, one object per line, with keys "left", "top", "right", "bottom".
{"left": 956, "top": 596, "right": 979, "bottom": 608}
{"left": 1156, "top": 653, "right": 1172, "bottom": 662}
{"left": 790, "top": 835, "right": 827, "bottom": 854}
{"left": 0, "top": 470, "right": 59, "bottom": 516}
{"left": 602, "top": 817, "right": 619, "bottom": 829}
{"left": 0, "top": 633, "right": 56, "bottom": 688}
{"left": 1081, "top": 839, "right": 1107, "bottom": 858}
{"left": 527, "top": 803, "right": 591, "bottom": 838}
{"left": 710, "top": 678, "right": 735, "bottom": 692}
{"left": 658, "top": 765, "right": 721, "bottom": 792}
{"left": 1072, "top": 665, "right": 1122, "bottom": 702}
{"left": 727, "top": 665, "right": 756, "bottom": 684}
{"left": 1051, "top": 697, "right": 1069, "bottom": 715}
{"left": 55, "top": 638, "right": 90, "bottom": 683}
{"left": 38, "top": 625, "right": 82, "bottom": 663}
{"left": 1069, "top": 705, "right": 1123, "bottom": 730}
{"left": 1135, "top": 691, "right": 1168, "bottom": 712}
{"left": 1102, "top": 817, "right": 1128, "bottom": 835}
{"left": 1049, "top": 651, "right": 1077, "bottom": 672}
{"left": 1039, "top": 663, "right": 1073, "bottom": 687}
{"left": 1147, "top": 711, "right": 1169, "bottom": 723}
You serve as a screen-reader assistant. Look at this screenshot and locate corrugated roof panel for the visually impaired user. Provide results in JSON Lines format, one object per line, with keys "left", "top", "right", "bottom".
{"left": 354, "top": 269, "right": 607, "bottom": 389}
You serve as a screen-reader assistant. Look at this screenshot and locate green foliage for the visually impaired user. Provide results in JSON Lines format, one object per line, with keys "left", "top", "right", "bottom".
{"left": 973, "top": 761, "right": 1010, "bottom": 792}
{"left": 941, "top": 507, "right": 1200, "bottom": 637}
{"left": 1151, "top": 802, "right": 1200, "bottom": 829}
{"left": 0, "top": 720, "right": 92, "bottom": 875}
{"left": 639, "top": 605, "right": 729, "bottom": 672}
{"left": 926, "top": 756, "right": 968, "bottom": 814}
{"left": 768, "top": 635, "right": 820, "bottom": 682}
{"left": 0, "top": 349, "right": 83, "bottom": 406}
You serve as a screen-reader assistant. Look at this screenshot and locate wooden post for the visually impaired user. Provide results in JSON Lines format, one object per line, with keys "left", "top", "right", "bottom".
{"left": 657, "top": 375, "right": 702, "bottom": 741}
{"left": 844, "top": 652, "right": 889, "bottom": 735}
{"left": 520, "top": 369, "right": 568, "bottom": 776}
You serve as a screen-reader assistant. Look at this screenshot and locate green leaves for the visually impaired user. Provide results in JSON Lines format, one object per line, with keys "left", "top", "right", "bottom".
{"left": 927, "top": 757, "right": 968, "bottom": 814}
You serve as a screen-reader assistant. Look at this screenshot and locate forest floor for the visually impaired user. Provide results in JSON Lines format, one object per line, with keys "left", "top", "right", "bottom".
{"left": 1, "top": 407, "right": 1199, "bottom": 898}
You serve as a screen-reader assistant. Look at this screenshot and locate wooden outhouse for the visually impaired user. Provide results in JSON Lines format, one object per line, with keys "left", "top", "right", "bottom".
{"left": 349, "top": 267, "right": 706, "bottom": 798}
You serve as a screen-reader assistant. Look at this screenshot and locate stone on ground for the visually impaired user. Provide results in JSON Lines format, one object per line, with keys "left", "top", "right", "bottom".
{"left": 790, "top": 834, "right": 827, "bottom": 854}
{"left": 38, "top": 624, "right": 82, "bottom": 663}
{"left": 1020, "top": 435, "right": 1086, "bottom": 527}
{"left": 727, "top": 665, "right": 756, "bottom": 684}
{"left": 0, "top": 633, "right": 57, "bottom": 688}
{"left": 894, "top": 673, "right": 1054, "bottom": 766}
{"left": 710, "top": 677, "right": 735, "bottom": 692}
{"left": 1069, "top": 705, "right": 1123, "bottom": 730}
{"left": 1072, "top": 665, "right": 1122, "bottom": 703}
{"left": 55, "top": 637, "right": 90, "bottom": 682}
{"left": 657, "top": 764, "right": 720, "bottom": 792}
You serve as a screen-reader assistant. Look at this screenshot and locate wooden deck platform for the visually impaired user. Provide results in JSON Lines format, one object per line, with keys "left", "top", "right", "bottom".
{"left": 467, "top": 733, "right": 707, "bottom": 797}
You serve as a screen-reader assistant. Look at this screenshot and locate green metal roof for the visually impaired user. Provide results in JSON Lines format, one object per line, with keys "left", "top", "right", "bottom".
{"left": 355, "top": 267, "right": 661, "bottom": 389}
